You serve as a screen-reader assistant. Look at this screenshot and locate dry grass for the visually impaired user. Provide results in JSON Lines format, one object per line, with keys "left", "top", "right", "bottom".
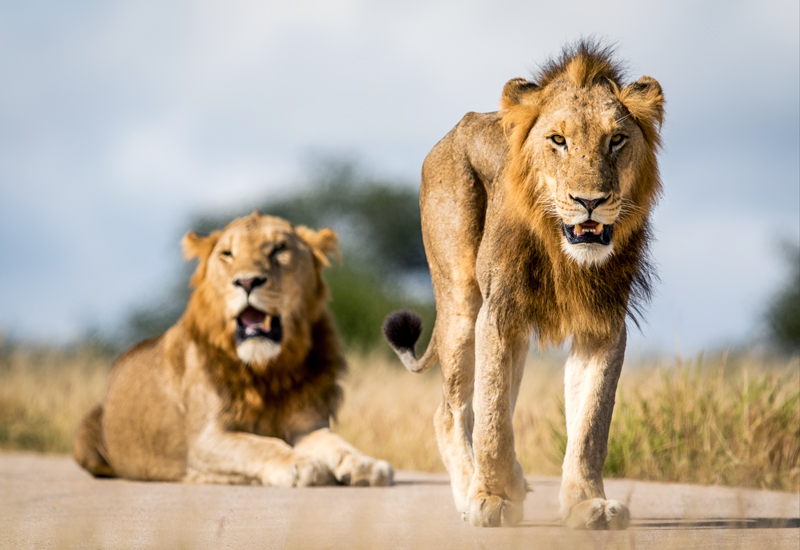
{"left": 1, "top": 339, "right": 797, "bottom": 492}
{"left": 0, "top": 342, "right": 110, "bottom": 453}
{"left": 335, "top": 352, "right": 568, "bottom": 476}
{"left": 339, "top": 351, "right": 800, "bottom": 492}
{"left": 599, "top": 353, "right": 800, "bottom": 491}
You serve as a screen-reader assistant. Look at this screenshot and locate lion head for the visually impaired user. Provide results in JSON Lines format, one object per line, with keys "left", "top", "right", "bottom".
{"left": 501, "top": 43, "right": 664, "bottom": 267}
{"left": 181, "top": 212, "right": 339, "bottom": 371}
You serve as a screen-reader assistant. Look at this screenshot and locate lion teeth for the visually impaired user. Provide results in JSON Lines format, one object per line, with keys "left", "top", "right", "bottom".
{"left": 574, "top": 224, "right": 584, "bottom": 235}
{"left": 594, "top": 223, "right": 603, "bottom": 234}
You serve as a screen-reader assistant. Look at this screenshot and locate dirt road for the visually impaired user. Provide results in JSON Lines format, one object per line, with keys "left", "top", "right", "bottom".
{"left": 2, "top": 453, "right": 798, "bottom": 549}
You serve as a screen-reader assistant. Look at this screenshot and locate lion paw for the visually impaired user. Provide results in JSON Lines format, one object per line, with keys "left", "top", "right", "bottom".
{"left": 467, "top": 493, "right": 523, "bottom": 527}
{"left": 334, "top": 453, "right": 394, "bottom": 487}
{"left": 294, "top": 457, "right": 336, "bottom": 487}
{"left": 264, "top": 457, "right": 335, "bottom": 487}
{"left": 563, "top": 498, "right": 630, "bottom": 530}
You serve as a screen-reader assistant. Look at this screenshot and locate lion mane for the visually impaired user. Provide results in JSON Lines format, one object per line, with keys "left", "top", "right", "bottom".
{"left": 497, "top": 42, "right": 662, "bottom": 345}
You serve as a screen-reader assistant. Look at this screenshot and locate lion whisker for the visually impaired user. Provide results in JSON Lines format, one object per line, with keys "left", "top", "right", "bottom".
{"left": 615, "top": 112, "right": 634, "bottom": 124}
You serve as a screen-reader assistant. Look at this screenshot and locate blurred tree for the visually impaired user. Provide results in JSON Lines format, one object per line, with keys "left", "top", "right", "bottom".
{"left": 124, "top": 159, "right": 435, "bottom": 351}
{"left": 765, "top": 242, "right": 800, "bottom": 353}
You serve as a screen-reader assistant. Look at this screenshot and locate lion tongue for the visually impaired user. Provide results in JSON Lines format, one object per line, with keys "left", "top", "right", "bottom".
{"left": 240, "top": 306, "right": 267, "bottom": 328}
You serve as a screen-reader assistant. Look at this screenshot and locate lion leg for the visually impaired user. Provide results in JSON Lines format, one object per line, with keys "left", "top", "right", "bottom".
{"left": 292, "top": 427, "right": 394, "bottom": 487}
{"left": 186, "top": 426, "right": 335, "bottom": 487}
{"left": 433, "top": 306, "right": 482, "bottom": 516}
{"left": 560, "top": 326, "right": 630, "bottom": 530}
{"left": 72, "top": 404, "right": 116, "bottom": 478}
{"left": 467, "top": 306, "right": 528, "bottom": 527}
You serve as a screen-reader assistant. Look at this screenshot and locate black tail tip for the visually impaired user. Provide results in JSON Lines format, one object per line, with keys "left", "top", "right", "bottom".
{"left": 382, "top": 310, "right": 423, "bottom": 351}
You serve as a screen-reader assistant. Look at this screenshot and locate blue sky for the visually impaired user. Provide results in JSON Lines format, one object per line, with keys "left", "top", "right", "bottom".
{"left": 0, "top": 0, "right": 798, "bottom": 354}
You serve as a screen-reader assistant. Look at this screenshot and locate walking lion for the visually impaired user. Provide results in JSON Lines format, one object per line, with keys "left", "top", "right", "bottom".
{"left": 384, "top": 41, "right": 663, "bottom": 528}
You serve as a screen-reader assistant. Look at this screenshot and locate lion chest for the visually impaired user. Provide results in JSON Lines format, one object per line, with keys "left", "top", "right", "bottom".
{"left": 477, "top": 218, "right": 631, "bottom": 345}
{"left": 217, "top": 373, "right": 333, "bottom": 442}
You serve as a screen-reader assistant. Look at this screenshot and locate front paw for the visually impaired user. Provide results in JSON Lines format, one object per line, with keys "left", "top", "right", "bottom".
{"left": 563, "top": 498, "right": 630, "bottom": 530}
{"left": 466, "top": 470, "right": 526, "bottom": 527}
{"left": 467, "top": 493, "right": 523, "bottom": 527}
{"left": 263, "top": 456, "right": 335, "bottom": 487}
{"left": 333, "top": 453, "right": 394, "bottom": 487}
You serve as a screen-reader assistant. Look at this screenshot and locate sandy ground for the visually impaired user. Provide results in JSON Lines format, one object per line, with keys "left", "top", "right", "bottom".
{"left": 1, "top": 453, "right": 798, "bottom": 549}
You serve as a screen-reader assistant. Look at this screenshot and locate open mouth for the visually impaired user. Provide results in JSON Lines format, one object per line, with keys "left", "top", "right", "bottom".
{"left": 562, "top": 220, "right": 613, "bottom": 246}
{"left": 235, "top": 306, "right": 283, "bottom": 344}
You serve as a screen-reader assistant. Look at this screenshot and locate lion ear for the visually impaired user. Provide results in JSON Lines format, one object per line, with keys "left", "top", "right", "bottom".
{"left": 182, "top": 231, "right": 221, "bottom": 286}
{"left": 618, "top": 76, "right": 665, "bottom": 146}
{"left": 500, "top": 78, "right": 541, "bottom": 157}
{"left": 500, "top": 77, "right": 539, "bottom": 110}
{"left": 296, "top": 226, "right": 341, "bottom": 267}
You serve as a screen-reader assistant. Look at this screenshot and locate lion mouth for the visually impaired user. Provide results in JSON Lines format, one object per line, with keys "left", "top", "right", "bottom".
{"left": 235, "top": 306, "right": 283, "bottom": 344}
{"left": 562, "top": 221, "right": 613, "bottom": 246}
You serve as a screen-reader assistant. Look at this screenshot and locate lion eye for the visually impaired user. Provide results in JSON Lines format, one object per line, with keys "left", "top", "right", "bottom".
{"left": 550, "top": 134, "right": 566, "bottom": 146}
{"left": 270, "top": 243, "right": 288, "bottom": 256}
{"left": 610, "top": 133, "right": 626, "bottom": 147}
{"left": 220, "top": 250, "right": 233, "bottom": 259}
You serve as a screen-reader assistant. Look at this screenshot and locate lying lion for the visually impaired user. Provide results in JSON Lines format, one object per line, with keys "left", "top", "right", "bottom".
{"left": 74, "top": 212, "right": 393, "bottom": 487}
{"left": 385, "top": 41, "right": 663, "bottom": 528}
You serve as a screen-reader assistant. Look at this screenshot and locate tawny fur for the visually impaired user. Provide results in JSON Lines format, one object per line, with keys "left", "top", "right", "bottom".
{"left": 74, "top": 212, "right": 393, "bottom": 488}
{"left": 385, "top": 41, "right": 663, "bottom": 529}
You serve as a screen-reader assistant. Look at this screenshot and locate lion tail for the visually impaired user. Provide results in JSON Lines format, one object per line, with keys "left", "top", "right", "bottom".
{"left": 382, "top": 310, "right": 438, "bottom": 373}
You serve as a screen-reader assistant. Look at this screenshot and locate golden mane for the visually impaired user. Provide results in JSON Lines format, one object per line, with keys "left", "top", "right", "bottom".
{"left": 180, "top": 214, "right": 345, "bottom": 416}
{"left": 494, "top": 40, "right": 664, "bottom": 347}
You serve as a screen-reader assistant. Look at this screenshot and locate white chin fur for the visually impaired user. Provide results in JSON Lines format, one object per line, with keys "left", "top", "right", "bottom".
{"left": 237, "top": 339, "right": 281, "bottom": 366}
{"left": 561, "top": 240, "right": 615, "bottom": 267}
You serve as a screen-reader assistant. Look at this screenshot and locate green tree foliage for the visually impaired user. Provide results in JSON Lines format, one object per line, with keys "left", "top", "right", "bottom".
{"left": 125, "top": 160, "right": 435, "bottom": 351}
{"left": 766, "top": 242, "right": 800, "bottom": 353}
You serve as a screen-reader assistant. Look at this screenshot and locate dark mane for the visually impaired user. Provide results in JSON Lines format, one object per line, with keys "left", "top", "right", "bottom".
{"left": 534, "top": 38, "right": 626, "bottom": 89}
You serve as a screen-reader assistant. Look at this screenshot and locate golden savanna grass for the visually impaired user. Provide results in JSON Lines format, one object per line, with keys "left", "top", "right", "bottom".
{"left": 1, "top": 340, "right": 797, "bottom": 492}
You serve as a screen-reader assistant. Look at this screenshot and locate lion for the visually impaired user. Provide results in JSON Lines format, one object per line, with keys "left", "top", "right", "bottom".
{"left": 74, "top": 212, "right": 393, "bottom": 488}
{"left": 384, "top": 41, "right": 664, "bottom": 529}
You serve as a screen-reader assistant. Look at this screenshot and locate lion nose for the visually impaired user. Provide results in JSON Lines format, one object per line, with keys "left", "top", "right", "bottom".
{"left": 234, "top": 277, "right": 267, "bottom": 293}
{"left": 570, "top": 195, "right": 609, "bottom": 216}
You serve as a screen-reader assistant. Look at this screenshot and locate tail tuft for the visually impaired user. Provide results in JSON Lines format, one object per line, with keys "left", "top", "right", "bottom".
{"left": 383, "top": 310, "right": 423, "bottom": 353}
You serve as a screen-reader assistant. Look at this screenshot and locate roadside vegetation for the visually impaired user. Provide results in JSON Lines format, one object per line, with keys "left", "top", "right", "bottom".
{"left": 765, "top": 242, "right": 800, "bottom": 353}
{"left": 4, "top": 161, "right": 797, "bottom": 493}
{"left": 1, "top": 338, "right": 797, "bottom": 492}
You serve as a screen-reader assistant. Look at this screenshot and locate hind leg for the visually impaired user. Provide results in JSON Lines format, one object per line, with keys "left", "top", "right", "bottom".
{"left": 419, "top": 125, "right": 491, "bottom": 517}
{"left": 433, "top": 287, "right": 482, "bottom": 515}
{"left": 73, "top": 404, "right": 115, "bottom": 478}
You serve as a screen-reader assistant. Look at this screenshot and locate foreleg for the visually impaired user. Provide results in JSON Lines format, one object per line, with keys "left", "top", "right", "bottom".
{"left": 185, "top": 425, "right": 335, "bottom": 487}
{"left": 560, "top": 326, "right": 630, "bottom": 530}
{"left": 467, "top": 305, "right": 528, "bottom": 527}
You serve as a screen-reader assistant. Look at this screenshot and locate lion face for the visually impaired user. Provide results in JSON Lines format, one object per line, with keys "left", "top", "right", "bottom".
{"left": 502, "top": 69, "right": 664, "bottom": 268}
{"left": 531, "top": 85, "right": 644, "bottom": 265}
{"left": 182, "top": 213, "right": 338, "bottom": 368}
